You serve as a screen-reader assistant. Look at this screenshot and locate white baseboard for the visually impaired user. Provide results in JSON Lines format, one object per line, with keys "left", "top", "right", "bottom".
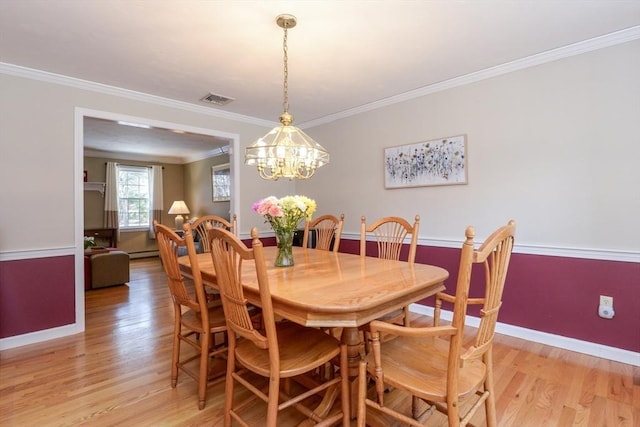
{"left": 0, "top": 323, "right": 83, "bottom": 351}
{"left": 3, "top": 302, "right": 636, "bottom": 367}
{"left": 410, "top": 304, "right": 640, "bottom": 367}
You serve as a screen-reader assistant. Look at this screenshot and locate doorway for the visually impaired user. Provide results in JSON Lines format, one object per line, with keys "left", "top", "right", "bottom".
{"left": 74, "top": 107, "right": 240, "bottom": 330}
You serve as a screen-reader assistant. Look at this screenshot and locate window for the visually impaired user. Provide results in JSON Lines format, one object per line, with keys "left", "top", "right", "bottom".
{"left": 117, "top": 166, "right": 150, "bottom": 229}
{"left": 212, "top": 163, "right": 231, "bottom": 202}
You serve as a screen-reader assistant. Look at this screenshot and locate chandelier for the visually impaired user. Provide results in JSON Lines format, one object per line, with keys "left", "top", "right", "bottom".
{"left": 245, "top": 14, "right": 329, "bottom": 180}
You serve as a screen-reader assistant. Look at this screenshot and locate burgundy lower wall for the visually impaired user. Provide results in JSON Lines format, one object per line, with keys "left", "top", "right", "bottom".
{"left": 0, "top": 255, "right": 75, "bottom": 338}
{"left": 341, "top": 239, "right": 640, "bottom": 353}
{"left": 2, "top": 243, "right": 638, "bottom": 354}
{"left": 496, "top": 254, "right": 639, "bottom": 352}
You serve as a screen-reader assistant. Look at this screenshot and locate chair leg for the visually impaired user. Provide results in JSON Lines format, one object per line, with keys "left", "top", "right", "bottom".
{"left": 411, "top": 395, "right": 420, "bottom": 418}
{"left": 363, "top": 330, "right": 371, "bottom": 355}
{"left": 223, "top": 344, "right": 236, "bottom": 427}
{"left": 356, "top": 359, "right": 368, "bottom": 427}
{"left": 339, "top": 344, "right": 350, "bottom": 427}
{"left": 484, "top": 350, "right": 497, "bottom": 427}
{"left": 446, "top": 395, "right": 460, "bottom": 427}
{"left": 197, "top": 331, "right": 210, "bottom": 410}
{"left": 403, "top": 306, "right": 411, "bottom": 327}
{"left": 171, "top": 313, "right": 181, "bottom": 387}
{"left": 266, "top": 376, "right": 280, "bottom": 427}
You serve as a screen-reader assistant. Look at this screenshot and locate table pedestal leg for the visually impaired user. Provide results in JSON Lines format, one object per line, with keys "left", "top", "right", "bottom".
{"left": 342, "top": 326, "right": 364, "bottom": 419}
{"left": 295, "top": 326, "right": 363, "bottom": 425}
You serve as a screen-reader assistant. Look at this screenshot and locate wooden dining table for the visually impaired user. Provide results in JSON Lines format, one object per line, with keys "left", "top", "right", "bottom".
{"left": 178, "top": 245, "right": 449, "bottom": 420}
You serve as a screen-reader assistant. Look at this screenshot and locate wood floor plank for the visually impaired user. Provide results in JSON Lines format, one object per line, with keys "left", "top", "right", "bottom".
{"left": 558, "top": 404, "right": 577, "bottom": 426}
{"left": 587, "top": 395, "right": 608, "bottom": 427}
{"left": 0, "top": 257, "right": 637, "bottom": 426}
{"left": 497, "top": 371, "right": 539, "bottom": 427}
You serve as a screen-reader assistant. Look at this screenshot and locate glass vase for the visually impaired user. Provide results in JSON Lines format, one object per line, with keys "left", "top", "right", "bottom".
{"left": 274, "top": 229, "right": 294, "bottom": 267}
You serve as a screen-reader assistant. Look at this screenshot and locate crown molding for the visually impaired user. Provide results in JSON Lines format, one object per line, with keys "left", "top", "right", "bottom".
{"left": 0, "top": 62, "right": 276, "bottom": 128}
{"left": 83, "top": 148, "right": 186, "bottom": 165}
{"left": 300, "top": 25, "right": 640, "bottom": 129}
{"left": 1, "top": 25, "right": 639, "bottom": 131}
{"left": 83, "top": 146, "right": 227, "bottom": 164}
{"left": 83, "top": 147, "right": 229, "bottom": 165}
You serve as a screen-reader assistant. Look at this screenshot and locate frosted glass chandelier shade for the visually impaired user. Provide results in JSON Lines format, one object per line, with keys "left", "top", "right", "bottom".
{"left": 244, "top": 14, "right": 329, "bottom": 180}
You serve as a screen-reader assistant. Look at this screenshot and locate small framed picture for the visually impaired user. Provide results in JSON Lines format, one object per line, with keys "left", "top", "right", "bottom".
{"left": 212, "top": 163, "right": 231, "bottom": 202}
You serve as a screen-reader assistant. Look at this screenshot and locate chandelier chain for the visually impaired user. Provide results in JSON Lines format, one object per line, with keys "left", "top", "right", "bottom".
{"left": 282, "top": 26, "right": 289, "bottom": 113}
{"left": 244, "top": 14, "right": 330, "bottom": 180}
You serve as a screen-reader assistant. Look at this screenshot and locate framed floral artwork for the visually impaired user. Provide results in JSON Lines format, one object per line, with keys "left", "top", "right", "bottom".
{"left": 384, "top": 135, "right": 467, "bottom": 189}
{"left": 212, "top": 163, "right": 231, "bottom": 202}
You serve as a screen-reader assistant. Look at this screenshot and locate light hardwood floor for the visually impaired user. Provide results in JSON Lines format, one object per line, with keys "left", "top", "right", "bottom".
{"left": 1, "top": 257, "right": 637, "bottom": 426}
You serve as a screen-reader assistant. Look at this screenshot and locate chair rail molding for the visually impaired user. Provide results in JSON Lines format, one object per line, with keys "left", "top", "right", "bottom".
{"left": 338, "top": 232, "right": 640, "bottom": 263}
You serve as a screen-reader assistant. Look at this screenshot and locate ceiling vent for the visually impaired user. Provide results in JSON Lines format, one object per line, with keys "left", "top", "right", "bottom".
{"left": 200, "top": 92, "right": 235, "bottom": 106}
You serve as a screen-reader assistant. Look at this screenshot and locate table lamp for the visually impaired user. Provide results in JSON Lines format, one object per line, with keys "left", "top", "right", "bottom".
{"left": 168, "top": 200, "right": 190, "bottom": 230}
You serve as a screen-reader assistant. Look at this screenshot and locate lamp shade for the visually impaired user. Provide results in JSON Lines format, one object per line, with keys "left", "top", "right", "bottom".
{"left": 168, "top": 200, "right": 190, "bottom": 215}
{"left": 168, "top": 201, "right": 190, "bottom": 230}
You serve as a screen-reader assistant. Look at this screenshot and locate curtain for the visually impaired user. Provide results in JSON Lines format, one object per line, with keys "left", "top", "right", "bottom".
{"left": 104, "top": 162, "right": 120, "bottom": 242}
{"left": 149, "top": 165, "right": 164, "bottom": 239}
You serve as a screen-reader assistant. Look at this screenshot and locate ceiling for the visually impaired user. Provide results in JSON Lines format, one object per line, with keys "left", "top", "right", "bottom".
{"left": 82, "top": 117, "right": 230, "bottom": 164}
{"left": 2, "top": 1, "right": 639, "bottom": 162}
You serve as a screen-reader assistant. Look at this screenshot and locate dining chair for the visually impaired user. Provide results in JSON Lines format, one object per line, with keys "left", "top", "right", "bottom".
{"left": 360, "top": 215, "right": 420, "bottom": 329}
{"left": 153, "top": 220, "right": 228, "bottom": 410}
{"left": 302, "top": 213, "right": 345, "bottom": 252}
{"left": 190, "top": 214, "right": 237, "bottom": 252}
{"left": 360, "top": 215, "right": 419, "bottom": 263}
{"left": 208, "top": 227, "right": 350, "bottom": 427}
{"left": 357, "top": 220, "right": 516, "bottom": 427}
{"left": 186, "top": 216, "right": 236, "bottom": 303}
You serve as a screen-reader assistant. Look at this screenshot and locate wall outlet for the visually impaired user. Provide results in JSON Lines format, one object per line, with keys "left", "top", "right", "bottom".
{"left": 600, "top": 295, "right": 613, "bottom": 307}
{"left": 598, "top": 295, "right": 615, "bottom": 319}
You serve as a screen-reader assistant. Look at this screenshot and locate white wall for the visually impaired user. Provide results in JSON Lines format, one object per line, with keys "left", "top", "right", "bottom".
{"left": 4, "top": 39, "right": 636, "bottom": 256}
{"left": 0, "top": 70, "right": 298, "bottom": 254}
{"left": 298, "top": 40, "right": 640, "bottom": 253}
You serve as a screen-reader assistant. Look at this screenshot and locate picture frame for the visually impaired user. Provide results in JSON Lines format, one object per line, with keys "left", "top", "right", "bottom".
{"left": 384, "top": 134, "right": 467, "bottom": 189}
{"left": 211, "top": 163, "right": 231, "bottom": 202}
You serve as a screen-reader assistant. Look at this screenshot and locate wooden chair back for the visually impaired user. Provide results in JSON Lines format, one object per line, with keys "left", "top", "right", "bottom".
{"left": 358, "top": 220, "right": 516, "bottom": 427}
{"left": 154, "top": 221, "right": 208, "bottom": 316}
{"left": 437, "top": 219, "right": 517, "bottom": 363}
{"left": 360, "top": 215, "right": 420, "bottom": 262}
{"left": 302, "top": 213, "right": 344, "bottom": 252}
{"left": 154, "top": 220, "right": 228, "bottom": 409}
{"left": 208, "top": 227, "right": 275, "bottom": 352}
{"left": 190, "top": 214, "right": 237, "bottom": 252}
{"left": 210, "top": 226, "right": 350, "bottom": 426}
